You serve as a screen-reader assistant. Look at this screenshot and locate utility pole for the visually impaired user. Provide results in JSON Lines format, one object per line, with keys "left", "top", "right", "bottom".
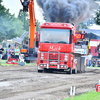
{"left": 24, "top": 12, "right": 26, "bottom": 30}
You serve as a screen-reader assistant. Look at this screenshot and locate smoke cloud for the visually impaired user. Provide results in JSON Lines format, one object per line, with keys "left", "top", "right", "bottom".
{"left": 36, "top": 0, "right": 96, "bottom": 25}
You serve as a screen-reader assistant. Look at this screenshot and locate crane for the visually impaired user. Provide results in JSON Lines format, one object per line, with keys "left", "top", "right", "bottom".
{"left": 20, "top": 0, "right": 37, "bottom": 63}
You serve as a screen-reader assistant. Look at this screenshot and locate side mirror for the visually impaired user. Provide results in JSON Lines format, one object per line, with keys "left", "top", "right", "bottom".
{"left": 35, "top": 32, "right": 39, "bottom": 47}
{"left": 95, "top": 48, "right": 97, "bottom": 53}
{"left": 35, "top": 32, "right": 38, "bottom": 41}
{"left": 74, "top": 36, "right": 77, "bottom": 43}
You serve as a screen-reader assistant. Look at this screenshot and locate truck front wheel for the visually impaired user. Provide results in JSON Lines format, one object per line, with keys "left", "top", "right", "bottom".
{"left": 67, "top": 62, "right": 73, "bottom": 74}
{"left": 72, "top": 68, "right": 77, "bottom": 74}
{"left": 25, "top": 60, "right": 30, "bottom": 63}
{"left": 67, "top": 67, "right": 72, "bottom": 74}
{"left": 38, "top": 70, "right": 43, "bottom": 73}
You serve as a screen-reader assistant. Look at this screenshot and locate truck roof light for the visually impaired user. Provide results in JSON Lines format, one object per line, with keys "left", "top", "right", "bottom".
{"left": 64, "top": 24, "right": 66, "bottom": 26}
{"left": 45, "top": 23, "right": 48, "bottom": 25}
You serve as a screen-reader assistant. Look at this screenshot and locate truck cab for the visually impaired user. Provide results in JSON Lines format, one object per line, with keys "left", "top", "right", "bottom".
{"left": 37, "top": 23, "right": 77, "bottom": 74}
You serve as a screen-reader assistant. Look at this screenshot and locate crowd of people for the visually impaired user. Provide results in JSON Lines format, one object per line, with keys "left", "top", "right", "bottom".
{"left": 0, "top": 45, "right": 20, "bottom": 65}
{"left": 7, "top": 45, "right": 20, "bottom": 61}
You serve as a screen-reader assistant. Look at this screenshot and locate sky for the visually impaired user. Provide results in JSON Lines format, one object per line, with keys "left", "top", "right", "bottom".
{"left": 2, "top": 0, "right": 45, "bottom": 23}
{"left": 90, "top": 24, "right": 100, "bottom": 30}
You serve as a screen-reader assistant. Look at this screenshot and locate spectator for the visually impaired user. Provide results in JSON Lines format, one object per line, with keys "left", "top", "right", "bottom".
{"left": 23, "top": 43, "right": 28, "bottom": 49}
{"left": 7, "top": 47, "right": 12, "bottom": 60}
{"left": 0, "top": 45, "right": 4, "bottom": 65}
{"left": 97, "top": 43, "right": 100, "bottom": 58}
{"left": 15, "top": 46, "right": 20, "bottom": 61}
{"left": 88, "top": 53, "right": 92, "bottom": 67}
{"left": 8, "top": 45, "right": 11, "bottom": 48}
{"left": 11, "top": 47, "right": 15, "bottom": 58}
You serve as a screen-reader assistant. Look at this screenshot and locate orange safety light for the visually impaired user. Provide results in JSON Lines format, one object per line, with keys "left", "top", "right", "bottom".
{"left": 21, "top": 49, "right": 28, "bottom": 53}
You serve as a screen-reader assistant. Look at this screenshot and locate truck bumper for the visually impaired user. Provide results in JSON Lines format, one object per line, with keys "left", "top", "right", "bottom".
{"left": 25, "top": 56, "right": 37, "bottom": 61}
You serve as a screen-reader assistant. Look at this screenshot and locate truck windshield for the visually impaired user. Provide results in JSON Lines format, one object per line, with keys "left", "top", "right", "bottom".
{"left": 40, "top": 28, "right": 71, "bottom": 44}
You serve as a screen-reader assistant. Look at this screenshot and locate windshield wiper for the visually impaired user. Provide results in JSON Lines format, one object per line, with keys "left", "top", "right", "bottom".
{"left": 44, "top": 41, "right": 67, "bottom": 44}
{"left": 58, "top": 41, "right": 67, "bottom": 44}
{"left": 44, "top": 41, "right": 50, "bottom": 43}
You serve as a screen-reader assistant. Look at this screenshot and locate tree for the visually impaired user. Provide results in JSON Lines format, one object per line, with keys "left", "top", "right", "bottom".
{"left": 79, "top": 23, "right": 88, "bottom": 29}
{"left": 0, "top": 1, "right": 24, "bottom": 42}
{"left": 0, "top": 16, "right": 24, "bottom": 41}
{"left": 18, "top": 9, "right": 40, "bottom": 32}
{"left": 95, "top": 10, "right": 100, "bottom": 25}
{"left": 36, "top": 20, "right": 40, "bottom": 31}
{"left": 18, "top": 9, "right": 29, "bottom": 31}
{"left": 0, "top": 0, "right": 9, "bottom": 17}
{"left": 43, "top": 13, "right": 47, "bottom": 22}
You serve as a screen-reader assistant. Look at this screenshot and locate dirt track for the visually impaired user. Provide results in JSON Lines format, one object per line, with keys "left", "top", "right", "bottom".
{"left": 0, "top": 64, "right": 100, "bottom": 100}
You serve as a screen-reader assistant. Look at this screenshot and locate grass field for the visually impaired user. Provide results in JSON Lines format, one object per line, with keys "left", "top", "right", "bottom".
{"left": 64, "top": 91, "right": 100, "bottom": 100}
{"left": 0, "top": 60, "right": 37, "bottom": 66}
{"left": 1, "top": 60, "right": 100, "bottom": 67}
{"left": 87, "top": 66, "right": 100, "bottom": 69}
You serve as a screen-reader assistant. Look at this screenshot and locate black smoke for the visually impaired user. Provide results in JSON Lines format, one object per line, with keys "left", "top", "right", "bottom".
{"left": 36, "top": 0, "right": 96, "bottom": 24}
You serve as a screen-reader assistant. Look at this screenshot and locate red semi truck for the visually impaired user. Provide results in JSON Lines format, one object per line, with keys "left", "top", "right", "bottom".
{"left": 37, "top": 23, "right": 86, "bottom": 74}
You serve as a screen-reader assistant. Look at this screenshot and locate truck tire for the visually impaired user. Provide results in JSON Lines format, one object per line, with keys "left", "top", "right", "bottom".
{"left": 43, "top": 69, "right": 53, "bottom": 73}
{"left": 67, "top": 62, "right": 73, "bottom": 74}
{"left": 72, "top": 68, "right": 77, "bottom": 74}
{"left": 38, "top": 70, "right": 43, "bottom": 73}
{"left": 25, "top": 60, "right": 30, "bottom": 63}
{"left": 67, "top": 67, "right": 72, "bottom": 74}
{"left": 92, "top": 65, "right": 95, "bottom": 67}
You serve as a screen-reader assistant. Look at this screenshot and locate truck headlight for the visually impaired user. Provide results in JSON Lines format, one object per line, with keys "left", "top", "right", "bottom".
{"left": 41, "top": 56, "right": 44, "bottom": 59}
{"left": 41, "top": 53, "right": 44, "bottom": 57}
{"left": 44, "top": 64, "right": 46, "bottom": 67}
{"left": 40, "top": 53, "right": 44, "bottom": 59}
{"left": 40, "top": 64, "right": 43, "bottom": 67}
{"left": 64, "top": 54, "right": 68, "bottom": 61}
{"left": 61, "top": 65, "right": 63, "bottom": 68}
{"left": 64, "top": 65, "right": 68, "bottom": 68}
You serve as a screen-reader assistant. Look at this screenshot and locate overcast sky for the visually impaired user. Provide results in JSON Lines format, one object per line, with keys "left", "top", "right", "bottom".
{"left": 2, "top": 0, "right": 45, "bottom": 23}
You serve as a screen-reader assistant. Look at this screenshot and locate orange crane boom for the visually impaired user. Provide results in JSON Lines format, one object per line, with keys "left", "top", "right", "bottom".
{"left": 29, "top": 0, "right": 36, "bottom": 49}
